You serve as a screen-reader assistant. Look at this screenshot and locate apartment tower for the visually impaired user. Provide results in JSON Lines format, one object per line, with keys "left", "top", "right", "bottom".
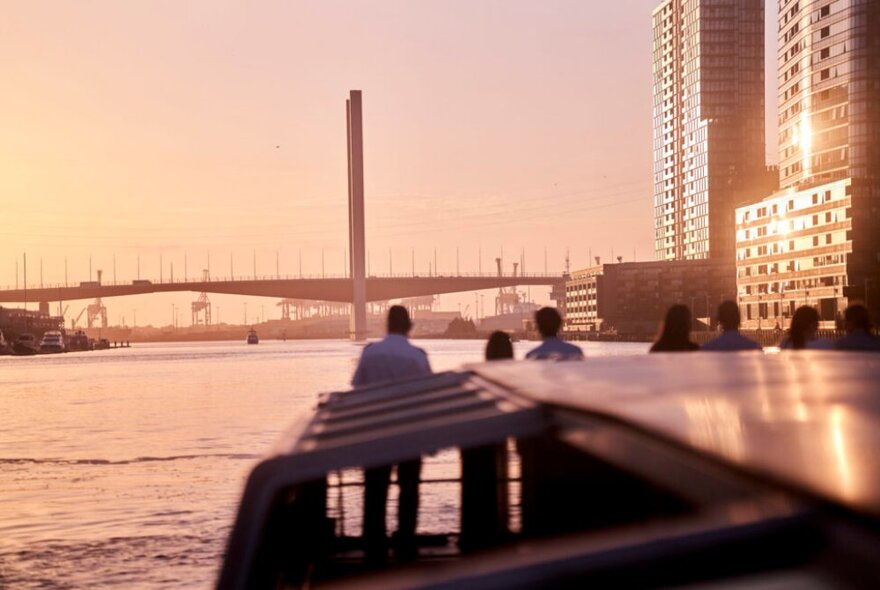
{"left": 777, "top": 0, "right": 880, "bottom": 297}
{"left": 652, "top": 0, "right": 766, "bottom": 261}
{"left": 734, "top": 0, "right": 880, "bottom": 327}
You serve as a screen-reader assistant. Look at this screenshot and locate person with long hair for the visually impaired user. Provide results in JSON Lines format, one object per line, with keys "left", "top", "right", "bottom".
{"left": 781, "top": 305, "right": 833, "bottom": 349}
{"left": 461, "top": 329, "right": 514, "bottom": 553}
{"left": 650, "top": 304, "right": 699, "bottom": 352}
{"left": 485, "top": 331, "right": 514, "bottom": 360}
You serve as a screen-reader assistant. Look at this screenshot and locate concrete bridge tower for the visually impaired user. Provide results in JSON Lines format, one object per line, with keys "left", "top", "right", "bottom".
{"left": 347, "top": 90, "right": 367, "bottom": 340}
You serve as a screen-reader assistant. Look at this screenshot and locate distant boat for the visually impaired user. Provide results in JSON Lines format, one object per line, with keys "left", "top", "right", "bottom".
{"left": 12, "top": 333, "right": 39, "bottom": 355}
{"left": 247, "top": 329, "right": 259, "bottom": 345}
{"left": 39, "top": 330, "right": 66, "bottom": 353}
{"left": 67, "top": 330, "right": 91, "bottom": 352}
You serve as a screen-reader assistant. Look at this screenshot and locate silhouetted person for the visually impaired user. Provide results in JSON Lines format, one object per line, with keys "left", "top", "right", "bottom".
{"left": 780, "top": 306, "right": 833, "bottom": 349}
{"left": 460, "top": 330, "right": 514, "bottom": 553}
{"left": 352, "top": 305, "right": 431, "bottom": 562}
{"left": 835, "top": 304, "right": 880, "bottom": 351}
{"left": 650, "top": 304, "right": 699, "bottom": 352}
{"left": 701, "top": 300, "right": 761, "bottom": 351}
{"left": 525, "top": 307, "right": 583, "bottom": 360}
{"left": 485, "top": 331, "right": 514, "bottom": 360}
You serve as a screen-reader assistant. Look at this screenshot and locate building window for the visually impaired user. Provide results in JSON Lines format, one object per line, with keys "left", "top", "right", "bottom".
{"left": 813, "top": 236, "right": 820, "bottom": 247}
{"left": 820, "top": 26, "right": 830, "bottom": 38}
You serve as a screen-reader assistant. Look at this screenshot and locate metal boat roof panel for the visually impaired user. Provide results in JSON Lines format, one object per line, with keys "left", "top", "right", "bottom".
{"left": 470, "top": 353, "right": 880, "bottom": 519}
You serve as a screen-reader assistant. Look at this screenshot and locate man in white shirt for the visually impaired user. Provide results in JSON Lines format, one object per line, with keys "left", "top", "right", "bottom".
{"left": 525, "top": 307, "right": 583, "bottom": 360}
{"left": 701, "top": 301, "right": 762, "bottom": 352}
{"left": 352, "top": 305, "right": 432, "bottom": 562}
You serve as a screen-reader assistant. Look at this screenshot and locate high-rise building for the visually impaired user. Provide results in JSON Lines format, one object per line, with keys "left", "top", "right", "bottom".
{"left": 735, "top": 0, "right": 880, "bottom": 326}
{"left": 652, "top": 0, "right": 766, "bottom": 262}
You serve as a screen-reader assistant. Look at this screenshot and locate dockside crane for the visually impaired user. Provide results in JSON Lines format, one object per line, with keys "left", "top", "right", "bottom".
{"left": 191, "top": 269, "right": 212, "bottom": 326}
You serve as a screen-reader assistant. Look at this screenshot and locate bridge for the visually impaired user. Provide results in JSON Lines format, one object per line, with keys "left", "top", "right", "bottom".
{"left": 0, "top": 274, "right": 565, "bottom": 306}
{"left": 3, "top": 91, "right": 566, "bottom": 338}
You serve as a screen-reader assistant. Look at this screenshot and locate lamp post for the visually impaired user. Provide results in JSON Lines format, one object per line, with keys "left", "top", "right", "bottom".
{"left": 705, "top": 293, "right": 710, "bottom": 331}
{"left": 779, "top": 286, "right": 785, "bottom": 330}
{"left": 690, "top": 296, "right": 695, "bottom": 331}
{"left": 758, "top": 293, "right": 762, "bottom": 330}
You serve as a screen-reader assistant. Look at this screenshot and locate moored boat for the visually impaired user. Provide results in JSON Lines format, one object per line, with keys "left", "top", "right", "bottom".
{"left": 12, "top": 333, "right": 39, "bottom": 355}
{"left": 247, "top": 329, "right": 259, "bottom": 345}
{"left": 218, "top": 353, "right": 880, "bottom": 589}
{"left": 39, "top": 330, "right": 66, "bottom": 353}
{"left": 67, "top": 330, "right": 92, "bottom": 351}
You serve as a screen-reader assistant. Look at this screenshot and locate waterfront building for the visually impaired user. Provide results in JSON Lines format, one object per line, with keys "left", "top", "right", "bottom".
{"left": 0, "top": 306, "right": 64, "bottom": 340}
{"left": 652, "top": 0, "right": 766, "bottom": 262}
{"left": 563, "top": 260, "right": 735, "bottom": 337}
{"left": 735, "top": 178, "right": 851, "bottom": 329}
{"left": 563, "top": 266, "right": 604, "bottom": 333}
{"left": 736, "top": 0, "right": 880, "bottom": 325}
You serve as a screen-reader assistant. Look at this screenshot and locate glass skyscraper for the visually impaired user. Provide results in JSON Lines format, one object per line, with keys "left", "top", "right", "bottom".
{"left": 652, "top": 0, "right": 766, "bottom": 262}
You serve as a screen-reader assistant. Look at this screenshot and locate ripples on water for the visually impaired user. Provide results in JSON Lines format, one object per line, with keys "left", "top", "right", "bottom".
{"left": 0, "top": 339, "right": 647, "bottom": 589}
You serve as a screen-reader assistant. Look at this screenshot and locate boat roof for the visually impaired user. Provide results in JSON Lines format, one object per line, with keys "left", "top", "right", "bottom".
{"left": 470, "top": 351, "right": 880, "bottom": 520}
{"left": 218, "top": 352, "right": 880, "bottom": 589}
{"left": 249, "top": 352, "right": 880, "bottom": 520}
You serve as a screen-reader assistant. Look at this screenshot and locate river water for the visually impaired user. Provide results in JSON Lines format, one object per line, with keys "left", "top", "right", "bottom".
{"left": 0, "top": 339, "right": 647, "bottom": 589}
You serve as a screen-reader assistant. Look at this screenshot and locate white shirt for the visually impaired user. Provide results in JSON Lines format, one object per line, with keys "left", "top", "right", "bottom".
{"left": 352, "top": 334, "right": 432, "bottom": 387}
{"left": 701, "top": 330, "right": 762, "bottom": 351}
{"left": 525, "top": 337, "right": 584, "bottom": 360}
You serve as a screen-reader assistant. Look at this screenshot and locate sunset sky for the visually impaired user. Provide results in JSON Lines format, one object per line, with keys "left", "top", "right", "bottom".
{"left": 1, "top": 1, "right": 778, "bottom": 325}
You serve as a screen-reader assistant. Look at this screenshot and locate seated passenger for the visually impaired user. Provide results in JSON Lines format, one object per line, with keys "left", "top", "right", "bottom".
{"left": 835, "top": 304, "right": 880, "bottom": 351}
{"left": 485, "top": 330, "right": 514, "bottom": 360}
{"left": 780, "top": 306, "right": 833, "bottom": 350}
{"left": 701, "top": 301, "right": 762, "bottom": 352}
{"left": 650, "top": 304, "right": 699, "bottom": 352}
{"left": 525, "top": 307, "right": 583, "bottom": 360}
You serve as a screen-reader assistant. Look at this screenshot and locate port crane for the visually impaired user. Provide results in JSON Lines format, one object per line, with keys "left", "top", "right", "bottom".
{"left": 191, "top": 269, "right": 212, "bottom": 326}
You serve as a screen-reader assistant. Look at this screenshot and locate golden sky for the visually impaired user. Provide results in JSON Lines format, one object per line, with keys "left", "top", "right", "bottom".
{"left": 1, "top": 1, "right": 778, "bottom": 325}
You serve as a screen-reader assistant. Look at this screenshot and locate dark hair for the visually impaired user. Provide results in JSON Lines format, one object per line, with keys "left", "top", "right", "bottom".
{"left": 485, "top": 331, "right": 514, "bottom": 360}
{"left": 717, "top": 300, "right": 741, "bottom": 331}
{"left": 534, "top": 307, "right": 562, "bottom": 338}
{"left": 788, "top": 306, "right": 820, "bottom": 349}
{"left": 387, "top": 305, "right": 412, "bottom": 335}
{"left": 844, "top": 304, "right": 871, "bottom": 332}
{"left": 650, "top": 304, "right": 696, "bottom": 352}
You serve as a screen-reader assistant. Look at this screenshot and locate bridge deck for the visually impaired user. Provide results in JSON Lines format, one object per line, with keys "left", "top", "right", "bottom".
{"left": 0, "top": 275, "right": 565, "bottom": 304}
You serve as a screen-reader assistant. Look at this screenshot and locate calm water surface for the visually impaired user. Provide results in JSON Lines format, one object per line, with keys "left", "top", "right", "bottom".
{"left": 0, "top": 339, "right": 647, "bottom": 589}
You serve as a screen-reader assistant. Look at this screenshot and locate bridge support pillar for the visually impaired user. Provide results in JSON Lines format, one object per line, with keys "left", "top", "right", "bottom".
{"left": 347, "top": 90, "right": 367, "bottom": 340}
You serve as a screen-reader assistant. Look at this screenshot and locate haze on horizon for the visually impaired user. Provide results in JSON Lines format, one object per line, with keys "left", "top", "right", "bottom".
{"left": 1, "top": 1, "right": 778, "bottom": 325}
